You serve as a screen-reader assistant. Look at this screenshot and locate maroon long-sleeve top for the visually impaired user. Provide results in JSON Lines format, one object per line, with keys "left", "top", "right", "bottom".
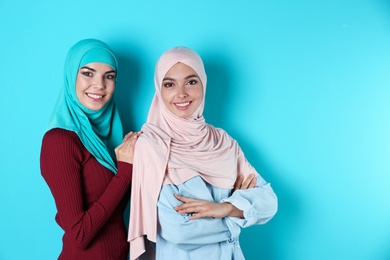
{"left": 40, "top": 128, "right": 132, "bottom": 260}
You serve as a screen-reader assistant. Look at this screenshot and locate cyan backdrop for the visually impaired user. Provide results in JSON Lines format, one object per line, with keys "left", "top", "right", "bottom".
{"left": 1, "top": 0, "right": 389, "bottom": 259}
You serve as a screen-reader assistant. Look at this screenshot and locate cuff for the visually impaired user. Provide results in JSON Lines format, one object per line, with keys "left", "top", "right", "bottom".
{"left": 221, "top": 191, "right": 258, "bottom": 228}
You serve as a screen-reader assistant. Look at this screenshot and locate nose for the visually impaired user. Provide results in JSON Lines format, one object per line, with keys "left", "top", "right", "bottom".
{"left": 92, "top": 77, "right": 105, "bottom": 89}
{"left": 177, "top": 86, "right": 188, "bottom": 98}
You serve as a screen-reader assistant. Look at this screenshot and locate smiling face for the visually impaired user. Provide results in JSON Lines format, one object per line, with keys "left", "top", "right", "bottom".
{"left": 75, "top": 62, "right": 116, "bottom": 111}
{"left": 161, "top": 62, "right": 204, "bottom": 119}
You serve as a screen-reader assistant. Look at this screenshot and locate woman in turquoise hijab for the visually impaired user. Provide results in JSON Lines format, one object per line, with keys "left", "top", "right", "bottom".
{"left": 40, "top": 39, "right": 140, "bottom": 260}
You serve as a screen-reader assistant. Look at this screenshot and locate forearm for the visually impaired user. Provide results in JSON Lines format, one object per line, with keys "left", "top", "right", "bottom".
{"left": 95, "top": 162, "right": 132, "bottom": 214}
{"left": 224, "top": 202, "right": 244, "bottom": 218}
{"left": 222, "top": 179, "right": 278, "bottom": 227}
{"left": 159, "top": 208, "right": 231, "bottom": 250}
{"left": 158, "top": 184, "right": 232, "bottom": 249}
{"left": 41, "top": 130, "right": 133, "bottom": 248}
{"left": 44, "top": 162, "right": 132, "bottom": 249}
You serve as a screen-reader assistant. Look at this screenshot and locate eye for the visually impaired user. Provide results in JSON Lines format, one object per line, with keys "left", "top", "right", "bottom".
{"left": 81, "top": 71, "right": 93, "bottom": 77}
{"left": 187, "top": 79, "right": 198, "bottom": 85}
{"left": 163, "top": 82, "right": 174, "bottom": 88}
{"left": 106, "top": 74, "right": 116, "bottom": 80}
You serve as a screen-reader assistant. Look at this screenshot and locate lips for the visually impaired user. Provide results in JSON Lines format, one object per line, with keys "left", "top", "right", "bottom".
{"left": 176, "top": 101, "right": 190, "bottom": 107}
{"left": 86, "top": 93, "right": 104, "bottom": 100}
{"left": 174, "top": 101, "right": 191, "bottom": 110}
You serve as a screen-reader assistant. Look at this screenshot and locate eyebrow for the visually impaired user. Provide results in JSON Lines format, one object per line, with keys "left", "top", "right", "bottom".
{"left": 162, "top": 74, "right": 199, "bottom": 81}
{"left": 79, "top": 66, "right": 116, "bottom": 74}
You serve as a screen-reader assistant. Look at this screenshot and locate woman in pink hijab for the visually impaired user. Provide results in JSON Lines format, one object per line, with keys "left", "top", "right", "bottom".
{"left": 128, "top": 47, "right": 278, "bottom": 260}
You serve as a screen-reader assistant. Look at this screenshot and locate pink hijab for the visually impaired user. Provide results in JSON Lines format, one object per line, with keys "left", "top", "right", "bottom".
{"left": 128, "top": 47, "right": 255, "bottom": 259}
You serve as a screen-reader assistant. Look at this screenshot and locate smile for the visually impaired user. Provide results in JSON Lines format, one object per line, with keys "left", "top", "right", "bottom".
{"left": 174, "top": 101, "right": 191, "bottom": 110}
{"left": 87, "top": 93, "right": 104, "bottom": 99}
{"left": 176, "top": 102, "right": 190, "bottom": 107}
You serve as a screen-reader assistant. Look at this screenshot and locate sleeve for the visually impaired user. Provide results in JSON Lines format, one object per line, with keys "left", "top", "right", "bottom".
{"left": 222, "top": 177, "right": 277, "bottom": 227}
{"left": 157, "top": 178, "right": 234, "bottom": 251}
{"left": 40, "top": 129, "right": 132, "bottom": 249}
{"left": 221, "top": 146, "right": 278, "bottom": 228}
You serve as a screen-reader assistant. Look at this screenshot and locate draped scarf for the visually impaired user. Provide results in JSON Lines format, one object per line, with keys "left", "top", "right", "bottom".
{"left": 47, "top": 38, "right": 122, "bottom": 173}
{"left": 128, "top": 47, "right": 251, "bottom": 259}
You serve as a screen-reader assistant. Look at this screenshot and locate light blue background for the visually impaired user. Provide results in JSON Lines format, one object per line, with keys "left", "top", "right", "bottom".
{"left": 1, "top": 1, "right": 390, "bottom": 259}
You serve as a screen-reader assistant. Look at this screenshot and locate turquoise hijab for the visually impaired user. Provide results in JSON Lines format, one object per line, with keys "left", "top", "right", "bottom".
{"left": 47, "top": 39, "right": 123, "bottom": 173}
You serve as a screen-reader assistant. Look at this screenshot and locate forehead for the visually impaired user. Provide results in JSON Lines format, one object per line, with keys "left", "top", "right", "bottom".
{"left": 164, "top": 62, "right": 199, "bottom": 79}
{"left": 79, "top": 62, "right": 116, "bottom": 72}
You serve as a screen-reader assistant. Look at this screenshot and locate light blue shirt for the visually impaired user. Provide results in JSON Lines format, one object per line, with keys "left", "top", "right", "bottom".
{"left": 156, "top": 175, "right": 277, "bottom": 259}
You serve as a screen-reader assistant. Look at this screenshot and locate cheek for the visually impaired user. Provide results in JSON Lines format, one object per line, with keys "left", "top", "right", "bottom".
{"left": 161, "top": 89, "right": 172, "bottom": 105}
{"left": 75, "top": 76, "right": 88, "bottom": 91}
{"left": 75, "top": 78, "right": 85, "bottom": 97}
{"left": 191, "top": 86, "right": 204, "bottom": 100}
{"left": 107, "top": 82, "right": 116, "bottom": 95}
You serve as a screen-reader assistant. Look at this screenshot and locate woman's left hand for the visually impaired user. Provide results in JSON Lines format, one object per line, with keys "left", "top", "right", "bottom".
{"left": 233, "top": 173, "right": 257, "bottom": 191}
{"left": 174, "top": 194, "right": 242, "bottom": 220}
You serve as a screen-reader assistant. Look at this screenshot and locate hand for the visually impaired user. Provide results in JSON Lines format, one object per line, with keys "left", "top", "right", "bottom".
{"left": 115, "top": 131, "right": 142, "bottom": 164}
{"left": 174, "top": 194, "right": 241, "bottom": 220}
{"left": 233, "top": 173, "right": 256, "bottom": 191}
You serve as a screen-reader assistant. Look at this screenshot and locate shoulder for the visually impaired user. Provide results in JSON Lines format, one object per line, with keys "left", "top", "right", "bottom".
{"left": 43, "top": 128, "right": 80, "bottom": 144}
{"left": 40, "top": 128, "right": 87, "bottom": 171}
{"left": 136, "top": 133, "right": 168, "bottom": 155}
{"left": 134, "top": 126, "right": 171, "bottom": 164}
{"left": 209, "top": 125, "right": 237, "bottom": 144}
{"left": 41, "top": 128, "right": 84, "bottom": 153}
{"left": 139, "top": 124, "right": 171, "bottom": 148}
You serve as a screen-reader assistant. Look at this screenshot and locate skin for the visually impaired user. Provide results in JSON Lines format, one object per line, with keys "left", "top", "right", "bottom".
{"left": 160, "top": 62, "right": 257, "bottom": 219}
{"left": 161, "top": 62, "right": 203, "bottom": 119}
{"left": 76, "top": 62, "right": 116, "bottom": 111}
{"left": 115, "top": 131, "right": 142, "bottom": 164}
{"left": 75, "top": 62, "right": 141, "bottom": 164}
{"left": 174, "top": 174, "right": 257, "bottom": 220}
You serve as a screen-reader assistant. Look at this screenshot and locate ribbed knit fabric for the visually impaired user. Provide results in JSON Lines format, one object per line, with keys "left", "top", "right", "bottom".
{"left": 40, "top": 128, "right": 132, "bottom": 260}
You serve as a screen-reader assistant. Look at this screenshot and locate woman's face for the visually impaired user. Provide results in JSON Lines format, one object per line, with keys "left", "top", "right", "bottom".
{"left": 75, "top": 62, "right": 116, "bottom": 110}
{"left": 161, "top": 62, "right": 203, "bottom": 118}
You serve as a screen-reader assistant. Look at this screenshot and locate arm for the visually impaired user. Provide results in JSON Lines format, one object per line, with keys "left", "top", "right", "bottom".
{"left": 174, "top": 146, "right": 278, "bottom": 227}
{"left": 157, "top": 177, "right": 233, "bottom": 250}
{"left": 40, "top": 129, "right": 138, "bottom": 249}
{"left": 223, "top": 145, "right": 278, "bottom": 227}
{"left": 173, "top": 175, "right": 277, "bottom": 228}
{"left": 174, "top": 173, "right": 257, "bottom": 219}
{"left": 222, "top": 174, "right": 278, "bottom": 227}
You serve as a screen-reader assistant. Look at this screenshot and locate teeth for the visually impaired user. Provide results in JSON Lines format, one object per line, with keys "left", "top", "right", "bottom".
{"left": 87, "top": 94, "right": 103, "bottom": 99}
{"left": 176, "top": 102, "right": 190, "bottom": 107}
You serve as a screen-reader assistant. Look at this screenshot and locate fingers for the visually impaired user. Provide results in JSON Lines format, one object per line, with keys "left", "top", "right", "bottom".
{"left": 175, "top": 199, "right": 230, "bottom": 219}
{"left": 120, "top": 131, "right": 142, "bottom": 149}
{"left": 174, "top": 203, "right": 197, "bottom": 214}
{"left": 174, "top": 194, "right": 189, "bottom": 203}
{"left": 174, "top": 195, "right": 203, "bottom": 214}
{"left": 234, "top": 173, "right": 257, "bottom": 190}
{"left": 124, "top": 131, "right": 142, "bottom": 142}
{"left": 123, "top": 131, "right": 134, "bottom": 141}
{"left": 175, "top": 202, "right": 207, "bottom": 219}
{"left": 233, "top": 175, "right": 244, "bottom": 190}
{"left": 248, "top": 175, "right": 257, "bottom": 188}
{"left": 174, "top": 194, "right": 197, "bottom": 205}
{"left": 187, "top": 213, "right": 202, "bottom": 220}
{"left": 240, "top": 173, "right": 255, "bottom": 189}
{"left": 115, "top": 131, "right": 142, "bottom": 163}
{"left": 175, "top": 203, "right": 200, "bottom": 214}
{"left": 115, "top": 131, "right": 138, "bottom": 149}
{"left": 125, "top": 131, "right": 142, "bottom": 145}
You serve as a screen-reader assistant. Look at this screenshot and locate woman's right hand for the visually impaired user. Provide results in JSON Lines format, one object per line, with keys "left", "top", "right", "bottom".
{"left": 115, "top": 131, "right": 142, "bottom": 164}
